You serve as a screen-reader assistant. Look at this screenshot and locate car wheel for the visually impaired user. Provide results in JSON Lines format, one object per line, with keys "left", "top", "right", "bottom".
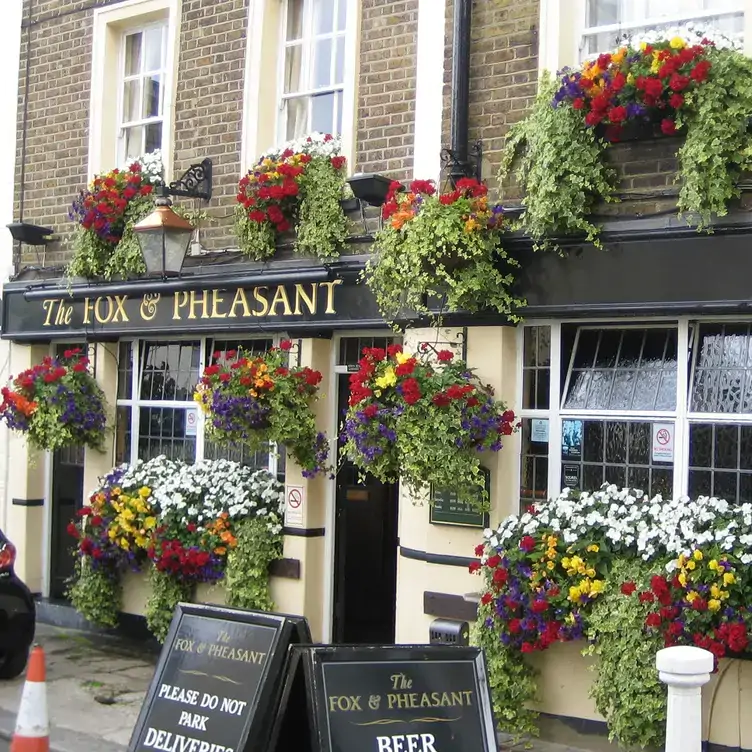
{"left": 0, "top": 650, "right": 29, "bottom": 680}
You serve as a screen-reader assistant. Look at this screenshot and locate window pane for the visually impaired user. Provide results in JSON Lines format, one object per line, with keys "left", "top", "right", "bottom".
{"left": 287, "top": 0, "right": 304, "bottom": 40}
{"left": 285, "top": 45, "right": 303, "bottom": 93}
{"left": 315, "top": 0, "right": 335, "bottom": 33}
{"left": 595, "top": 330, "right": 619, "bottom": 367}
{"left": 115, "top": 406, "right": 132, "bottom": 465}
{"left": 520, "top": 418, "right": 549, "bottom": 510}
{"left": 117, "top": 342, "right": 133, "bottom": 400}
{"left": 574, "top": 330, "right": 598, "bottom": 368}
{"left": 143, "top": 75, "right": 161, "bottom": 118}
{"left": 286, "top": 97, "right": 308, "bottom": 140}
{"left": 139, "top": 407, "right": 196, "bottom": 463}
{"left": 143, "top": 26, "right": 164, "bottom": 71}
{"left": 335, "top": 36, "right": 345, "bottom": 84}
{"left": 204, "top": 440, "right": 271, "bottom": 470}
{"left": 714, "top": 424, "right": 738, "bottom": 469}
{"left": 337, "top": 0, "right": 347, "bottom": 30}
{"left": 689, "top": 423, "right": 752, "bottom": 503}
{"left": 124, "top": 126, "right": 144, "bottom": 161}
{"left": 587, "top": 0, "right": 618, "bottom": 26}
{"left": 314, "top": 38, "right": 333, "bottom": 87}
{"left": 125, "top": 33, "right": 142, "bottom": 76}
{"left": 145, "top": 122, "right": 162, "bottom": 154}
{"left": 140, "top": 341, "right": 200, "bottom": 401}
{"left": 311, "top": 91, "right": 335, "bottom": 134}
{"left": 123, "top": 79, "right": 141, "bottom": 123}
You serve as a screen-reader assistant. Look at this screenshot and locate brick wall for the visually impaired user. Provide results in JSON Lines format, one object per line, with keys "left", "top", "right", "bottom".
{"left": 14, "top": 0, "right": 246, "bottom": 270}
{"left": 355, "top": 0, "right": 419, "bottom": 182}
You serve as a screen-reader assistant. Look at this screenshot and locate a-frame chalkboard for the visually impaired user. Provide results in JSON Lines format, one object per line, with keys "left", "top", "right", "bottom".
{"left": 129, "top": 603, "right": 311, "bottom": 752}
{"left": 270, "top": 644, "right": 500, "bottom": 752}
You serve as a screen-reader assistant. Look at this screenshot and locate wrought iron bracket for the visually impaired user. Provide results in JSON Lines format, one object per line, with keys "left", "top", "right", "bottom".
{"left": 416, "top": 327, "right": 468, "bottom": 362}
{"left": 161, "top": 158, "right": 213, "bottom": 201}
{"left": 440, "top": 141, "right": 483, "bottom": 188}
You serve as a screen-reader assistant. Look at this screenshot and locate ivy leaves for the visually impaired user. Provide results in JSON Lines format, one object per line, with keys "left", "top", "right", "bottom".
{"left": 67, "top": 558, "right": 122, "bottom": 629}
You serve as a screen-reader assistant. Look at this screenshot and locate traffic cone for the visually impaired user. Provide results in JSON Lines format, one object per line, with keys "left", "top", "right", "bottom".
{"left": 10, "top": 645, "right": 49, "bottom": 752}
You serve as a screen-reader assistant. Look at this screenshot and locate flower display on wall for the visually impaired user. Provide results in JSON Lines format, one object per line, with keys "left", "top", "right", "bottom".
{"left": 0, "top": 349, "right": 107, "bottom": 452}
{"left": 341, "top": 344, "right": 518, "bottom": 508}
{"left": 68, "top": 456, "right": 285, "bottom": 640}
{"left": 194, "top": 341, "right": 330, "bottom": 478}
{"left": 475, "top": 484, "right": 752, "bottom": 745}
{"left": 366, "top": 177, "right": 522, "bottom": 324}
{"left": 234, "top": 132, "right": 349, "bottom": 260}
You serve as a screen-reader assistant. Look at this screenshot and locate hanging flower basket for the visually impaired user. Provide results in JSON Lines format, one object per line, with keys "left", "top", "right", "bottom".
{"left": 0, "top": 348, "right": 107, "bottom": 452}
{"left": 365, "top": 178, "right": 522, "bottom": 325}
{"left": 195, "top": 341, "right": 330, "bottom": 477}
{"left": 341, "top": 344, "right": 519, "bottom": 509}
{"left": 234, "top": 133, "right": 350, "bottom": 261}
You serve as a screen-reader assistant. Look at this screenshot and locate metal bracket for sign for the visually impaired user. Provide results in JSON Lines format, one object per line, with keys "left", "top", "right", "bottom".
{"left": 162, "top": 158, "right": 213, "bottom": 201}
{"left": 440, "top": 140, "right": 483, "bottom": 189}
{"left": 417, "top": 327, "right": 467, "bottom": 362}
{"left": 282, "top": 338, "right": 303, "bottom": 368}
{"left": 85, "top": 342, "right": 98, "bottom": 378}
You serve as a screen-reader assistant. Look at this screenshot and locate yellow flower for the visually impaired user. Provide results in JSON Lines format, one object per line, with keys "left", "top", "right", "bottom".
{"left": 678, "top": 572, "right": 687, "bottom": 587}
{"left": 139, "top": 486, "right": 151, "bottom": 498}
{"left": 693, "top": 549, "right": 703, "bottom": 561}
{"left": 113, "top": 487, "right": 122, "bottom": 496}
{"left": 710, "top": 584, "right": 722, "bottom": 599}
{"left": 709, "top": 559, "right": 719, "bottom": 571}
{"left": 580, "top": 579, "right": 591, "bottom": 594}
{"left": 640, "top": 41, "right": 649, "bottom": 51}
{"left": 587, "top": 544, "right": 599, "bottom": 553}
{"left": 586, "top": 568, "right": 596, "bottom": 578}
{"left": 561, "top": 557, "right": 570, "bottom": 569}
{"left": 568, "top": 586, "right": 581, "bottom": 603}
{"left": 547, "top": 535, "right": 558, "bottom": 548}
{"left": 670, "top": 36, "right": 686, "bottom": 49}
{"left": 650, "top": 57, "right": 661, "bottom": 74}
{"left": 374, "top": 367, "right": 397, "bottom": 390}
{"left": 590, "top": 580, "right": 605, "bottom": 596}
{"left": 546, "top": 560, "right": 555, "bottom": 571}
{"left": 708, "top": 599, "right": 722, "bottom": 612}
{"left": 686, "top": 590, "right": 699, "bottom": 604}
{"left": 686, "top": 560, "right": 696, "bottom": 571}
{"left": 626, "top": 72, "right": 635, "bottom": 85}
{"left": 464, "top": 218, "right": 480, "bottom": 233}
{"left": 565, "top": 612, "right": 576, "bottom": 625}
{"left": 723, "top": 572, "right": 736, "bottom": 586}
{"left": 144, "top": 516, "right": 157, "bottom": 530}
{"left": 678, "top": 554, "right": 687, "bottom": 567}
{"left": 611, "top": 47, "right": 627, "bottom": 64}
{"left": 395, "top": 350, "right": 411, "bottom": 365}
{"left": 119, "top": 537, "right": 130, "bottom": 551}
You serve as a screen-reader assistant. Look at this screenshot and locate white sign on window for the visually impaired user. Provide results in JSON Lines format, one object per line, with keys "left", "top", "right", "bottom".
{"left": 651, "top": 423, "right": 674, "bottom": 463}
{"left": 185, "top": 407, "right": 198, "bottom": 437}
{"left": 531, "top": 418, "right": 549, "bottom": 443}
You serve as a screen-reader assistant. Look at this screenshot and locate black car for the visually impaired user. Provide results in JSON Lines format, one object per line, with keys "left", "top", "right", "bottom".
{"left": 0, "top": 529, "right": 35, "bottom": 678}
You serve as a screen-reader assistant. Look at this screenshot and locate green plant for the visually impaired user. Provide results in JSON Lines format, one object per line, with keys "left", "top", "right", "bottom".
{"left": 66, "top": 558, "right": 121, "bottom": 628}
{"left": 224, "top": 517, "right": 282, "bottom": 611}
{"left": 677, "top": 46, "right": 752, "bottom": 227}
{"left": 473, "top": 606, "right": 539, "bottom": 740}
{"left": 296, "top": 154, "right": 349, "bottom": 259}
{"left": 366, "top": 178, "right": 521, "bottom": 325}
{"left": 499, "top": 73, "right": 615, "bottom": 249}
{"left": 145, "top": 566, "right": 192, "bottom": 643}
{"left": 585, "top": 558, "right": 667, "bottom": 749}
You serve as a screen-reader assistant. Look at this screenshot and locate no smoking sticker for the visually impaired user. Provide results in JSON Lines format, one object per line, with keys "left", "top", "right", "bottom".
{"left": 285, "top": 485, "right": 305, "bottom": 528}
{"left": 651, "top": 423, "right": 674, "bottom": 463}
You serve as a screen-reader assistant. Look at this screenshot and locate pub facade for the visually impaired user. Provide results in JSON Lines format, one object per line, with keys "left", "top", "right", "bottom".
{"left": 6, "top": 0, "right": 752, "bottom": 747}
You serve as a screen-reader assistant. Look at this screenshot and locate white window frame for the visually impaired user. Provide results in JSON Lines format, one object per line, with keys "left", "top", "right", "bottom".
{"left": 538, "top": 0, "right": 752, "bottom": 75}
{"left": 115, "top": 335, "right": 284, "bottom": 475}
{"left": 240, "top": 0, "right": 359, "bottom": 173}
{"left": 88, "top": 0, "right": 180, "bottom": 180}
{"left": 516, "top": 315, "right": 752, "bottom": 506}
{"left": 117, "top": 21, "right": 169, "bottom": 165}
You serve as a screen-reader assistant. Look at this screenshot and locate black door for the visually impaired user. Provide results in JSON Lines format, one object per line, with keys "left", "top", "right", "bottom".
{"left": 50, "top": 445, "right": 85, "bottom": 600}
{"left": 333, "top": 373, "right": 399, "bottom": 644}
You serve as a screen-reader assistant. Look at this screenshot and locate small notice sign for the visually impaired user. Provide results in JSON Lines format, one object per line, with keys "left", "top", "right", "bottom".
{"left": 652, "top": 423, "right": 674, "bottom": 463}
{"left": 531, "top": 418, "right": 549, "bottom": 443}
{"left": 185, "top": 407, "right": 198, "bottom": 437}
{"left": 429, "top": 467, "right": 490, "bottom": 528}
{"left": 285, "top": 485, "right": 305, "bottom": 528}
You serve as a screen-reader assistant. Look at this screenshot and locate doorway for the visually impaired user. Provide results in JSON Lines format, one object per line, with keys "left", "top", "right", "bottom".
{"left": 50, "top": 444, "right": 85, "bottom": 600}
{"left": 332, "top": 371, "right": 399, "bottom": 644}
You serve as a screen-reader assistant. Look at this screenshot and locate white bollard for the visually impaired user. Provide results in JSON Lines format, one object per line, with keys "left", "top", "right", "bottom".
{"left": 656, "top": 645, "right": 714, "bottom": 752}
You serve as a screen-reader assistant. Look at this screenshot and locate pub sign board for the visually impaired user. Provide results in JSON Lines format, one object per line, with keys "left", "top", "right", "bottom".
{"left": 128, "top": 603, "right": 311, "bottom": 752}
{"left": 272, "top": 645, "right": 499, "bottom": 752}
{"left": 429, "top": 467, "right": 491, "bottom": 528}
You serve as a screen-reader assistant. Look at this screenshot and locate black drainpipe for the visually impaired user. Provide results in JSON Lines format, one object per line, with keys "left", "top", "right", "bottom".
{"left": 448, "top": 0, "right": 474, "bottom": 187}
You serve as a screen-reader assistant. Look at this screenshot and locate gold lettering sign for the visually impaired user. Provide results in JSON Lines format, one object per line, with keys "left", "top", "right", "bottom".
{"left": 39, "top": 280, "right": 343, "bottom": 329}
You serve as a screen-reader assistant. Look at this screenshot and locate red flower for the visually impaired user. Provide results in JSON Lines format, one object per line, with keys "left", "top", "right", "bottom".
{"left": 437, "top": 349, "right": 454, "bottom": 362}
{"left": 362, "top": 404, "right": 378, "bottom": 419}
{"left": 387, "top": 344, "right": 403, "bottom": 357}
{"left": 690, "top": 60, "right": 712, "bottom": 83}
{"left": 531, "top": 599, "right": 549, "bottom": 613}
{"left": 409, "top": 179, "right": 436, "bottom": 195}
{"left": 661, "top": 118, "right": 677, "bottom": 136}
{"left": 400, "top": 378, "right": 422, "bottom": 405}
{"left": 638, "top": 591, "right": 655, "bottom": 604}
{"left": 280, "top": 340, "right": 293, "bottom": 351}
{"left": 692, "top": 597, "right": 708, "bottom": 612}
{"left": 668, "top": 622, "right": 684, "bottom": 637}
{"left": 468, "top": 561, "right": 481, "bottom": 574}
{"left": 572, "top": 98, "right": 585, "bottom": 110}
{"left": 90, "top": 515, "right": 102, "bottom": 527}
{"left": 669, "top": 73, "right": 690, "bottom": 92}
{"left": 608, "top": 106, "right": 627, "bottom": 124}
{"left": 520, "top": 535, "right": 536, "bottom": 552}
{"left": 610, "top": 72, "right": 626, "bottom": 92}
{"left": 474, "top": 544, "right": 484, "bottom": 556}
{"left": 66, "top": 523, "right": 79, "bottom": 539}
{"left": 395, "top": 360, "right": 416, "bottom": 377}
{"left": 486, "top": 554, "right": 501, "bottom": 568}
{"left": 620, "top": 582, "right": 636, "bottom": 596}
{"left": 480, "top": 592, "right": 492, "bottom": 606}
{"left": 219, "top": 373, "right": 231, "bottom": 383}
{"left": 72, "top": 363, "right": 87, "bottom": 373}
{"left": 331, "top": 156, "right": 346, "bottom": 170}
{"left": 650, "top": 575, "right": 669, "bottom": 596}
{"left": 508, "top": 619, "right": 521, "bottom": 634}
{"left": 645, "top": 613, "right": 662, "bottom": 628}
{"left": 520, "top": 642, "right": 534, "bottom": 654}
{"left": 669, "top": 93, "right": 684, "bottom": 109}
{"left": 643, "top": 77, "right": 664, "bottom": 99}
{"left": 492, "top": 568, "right": 508, "bottom": 585}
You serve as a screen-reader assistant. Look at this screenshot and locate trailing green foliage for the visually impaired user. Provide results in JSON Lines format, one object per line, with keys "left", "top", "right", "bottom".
{"left": 224, "top": 517, "right": 282, "bottom": 611}
{"left": 677, "top": 47, "right": 752, "bottom": 227}
{"left": 473, "top": 605, "right": 539, "bottom": 740}
{"left": 66, "top": 557, "right": 122, "bottom": 628}
{"left": 145, "top": 566, "right": 192, "bottom": 643}
{"left": 499, "top": 74, "right": 616, "bottom": 249}
{"left": 585, "top": 558, "right": 667, "bottom": 750}
{"left": 233, "top": 203, "right": 277, "bottom": 261}
{"left": 296, "top": 156, "right": 349, "bottom": 259}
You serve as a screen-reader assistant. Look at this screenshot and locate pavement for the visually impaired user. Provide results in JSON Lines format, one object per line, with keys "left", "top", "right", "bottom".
{"left": 0, "top": 623, "right": 610, "bottom": 752}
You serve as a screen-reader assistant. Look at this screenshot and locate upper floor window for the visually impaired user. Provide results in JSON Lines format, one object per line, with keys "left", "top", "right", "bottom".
{"left": 280, "top": 0, "right": 349, "bottom": 140}
{"left": 581, "top": 0, "right": 745, "bottom": 58}
{"left": 119, "top": 24, "right": 168, "bottom": 163}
